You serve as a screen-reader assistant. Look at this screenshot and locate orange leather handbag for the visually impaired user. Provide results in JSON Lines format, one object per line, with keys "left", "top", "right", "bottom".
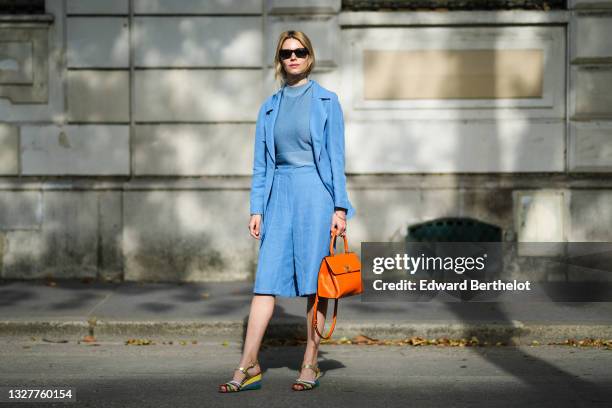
{"left": 312, "top": 231, "right": 363, "bottom": 339}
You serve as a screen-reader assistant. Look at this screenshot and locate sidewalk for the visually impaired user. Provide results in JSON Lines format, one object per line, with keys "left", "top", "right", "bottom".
{"left": 1, "top": 279, "right": 612, "bottom": 343}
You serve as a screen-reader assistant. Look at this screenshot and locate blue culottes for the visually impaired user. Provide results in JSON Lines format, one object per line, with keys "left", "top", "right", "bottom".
{"left": 253, "top": 163, "right": 335, "bottom": 297}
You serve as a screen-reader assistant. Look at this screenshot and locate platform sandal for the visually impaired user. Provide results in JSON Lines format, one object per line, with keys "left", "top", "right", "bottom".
{"left": 218, "top": 361, "right": 262, "bottom": 393}
{"left": 292, "top": 363, "right": 321, "bottom": 391}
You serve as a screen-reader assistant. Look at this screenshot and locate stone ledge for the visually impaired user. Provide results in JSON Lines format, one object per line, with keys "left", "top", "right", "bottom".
{"left": 3, "top": 173, "right": 612, "bottom": 190}
{"left": 339, "top": 9, "right": 569, "bottom": 25}
{"left": 0, "top": 14, "right": 54, "bottom": 24}
{"left": 342, "top": 0, "right": 566, "bottom": 11}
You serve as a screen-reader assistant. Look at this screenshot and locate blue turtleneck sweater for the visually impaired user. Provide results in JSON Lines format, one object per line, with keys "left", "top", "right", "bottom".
{"left": 274, "top": 79, "right": 314, "bottom": 166}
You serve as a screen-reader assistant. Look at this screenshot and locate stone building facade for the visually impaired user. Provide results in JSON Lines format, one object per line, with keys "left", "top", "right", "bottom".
{"left": 0, "top": 0, "right": 611, "bottom": 282}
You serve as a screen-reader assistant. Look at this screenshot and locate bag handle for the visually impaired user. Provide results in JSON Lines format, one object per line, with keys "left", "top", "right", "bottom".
{"left": 312, "top": 294, "right": 338, "bottom": 339}
{"left": 329, "top": 230, "right": 349, "bottom": 255}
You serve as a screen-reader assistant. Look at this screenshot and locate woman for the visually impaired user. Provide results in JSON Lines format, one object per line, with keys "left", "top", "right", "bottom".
{"left": 218, "top": 30, "right": 355, "bottom": 393}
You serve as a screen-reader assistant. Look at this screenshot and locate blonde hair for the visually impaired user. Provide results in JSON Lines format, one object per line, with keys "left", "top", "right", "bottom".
{"left": 273, "top": 30, "right": 315, "bottom": 87}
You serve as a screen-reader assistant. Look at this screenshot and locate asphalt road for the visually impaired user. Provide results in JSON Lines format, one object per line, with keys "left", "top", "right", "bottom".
{"left": 1, "top": 335, "right": 611, "bottom": 408}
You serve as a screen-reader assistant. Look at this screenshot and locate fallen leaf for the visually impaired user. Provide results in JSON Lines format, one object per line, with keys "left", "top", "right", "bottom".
{"left": 353, "top": 334, "right": 378, "bottom": 344}
{"left": 548, "top": 337, "right": 612, "bottom": 348}
{"left": 125, "top": 338, "right": 153, "bottom": 346}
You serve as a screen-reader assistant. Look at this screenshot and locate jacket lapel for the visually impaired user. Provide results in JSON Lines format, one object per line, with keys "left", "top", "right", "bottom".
{"left": 264, "top": 90, "right": 281, "bottom": 163}
{"left": 264, "top": 79, "right": 329, "bottom": 164}
{"left": 310, "top": 81, "right": 328, "bottom": 163}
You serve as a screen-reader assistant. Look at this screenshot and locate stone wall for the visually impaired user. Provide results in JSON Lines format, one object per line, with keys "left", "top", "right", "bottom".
{"left": 1, "top": 0, "right": 611, "bottom": 282}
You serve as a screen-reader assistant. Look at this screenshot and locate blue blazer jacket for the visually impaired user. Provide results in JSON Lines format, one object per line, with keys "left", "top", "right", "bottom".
{"left": 249, "top": 79, "right": 355, "bottom": 221}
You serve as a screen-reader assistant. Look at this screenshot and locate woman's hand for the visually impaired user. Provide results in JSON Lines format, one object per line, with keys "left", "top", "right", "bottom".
{"left": 249, "top": 214, "right": 262, "bottom": 240}
{"left": 331, "top": 209, "right": 347, "bottom": 237}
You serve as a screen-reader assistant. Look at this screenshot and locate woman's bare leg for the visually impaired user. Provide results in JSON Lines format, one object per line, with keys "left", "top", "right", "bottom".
{"left": 295, "top": 294, "right": 328, "bottom": 386}
{"left": 219, "top": 294, "right": 275, "bottom": 391}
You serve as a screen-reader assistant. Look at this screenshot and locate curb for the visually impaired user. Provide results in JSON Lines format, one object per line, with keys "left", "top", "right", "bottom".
{"left": 2, "top": 320, "right": 611, "bottom": 344}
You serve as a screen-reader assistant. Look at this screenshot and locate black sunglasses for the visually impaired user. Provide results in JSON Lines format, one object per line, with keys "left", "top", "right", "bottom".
{"left": 279, "top": 47, "right": 309, "bottom": 60}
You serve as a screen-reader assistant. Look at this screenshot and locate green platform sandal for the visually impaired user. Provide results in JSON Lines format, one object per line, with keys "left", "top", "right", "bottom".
{"left": 292, "top": 363, "right": 321, "bottom": 391}
{"left": 218, "top": 361, "right": 262, "bottom": 393}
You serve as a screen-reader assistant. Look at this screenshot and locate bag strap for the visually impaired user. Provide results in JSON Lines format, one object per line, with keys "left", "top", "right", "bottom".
{"left": 312, "top": 293, "right": 338, "bottom": 339}
{"left": 329, "top": 230, "right": 349, "bottom": 255}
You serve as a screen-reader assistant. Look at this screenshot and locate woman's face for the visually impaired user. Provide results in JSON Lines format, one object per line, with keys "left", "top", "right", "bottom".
{"left": 279, "top": 38, "right": 310, "bottom": 77}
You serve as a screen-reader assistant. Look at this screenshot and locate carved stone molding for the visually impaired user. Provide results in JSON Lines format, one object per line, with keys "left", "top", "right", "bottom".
{"left": 0, "top": 15, "right": 53, "bottom": 104}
